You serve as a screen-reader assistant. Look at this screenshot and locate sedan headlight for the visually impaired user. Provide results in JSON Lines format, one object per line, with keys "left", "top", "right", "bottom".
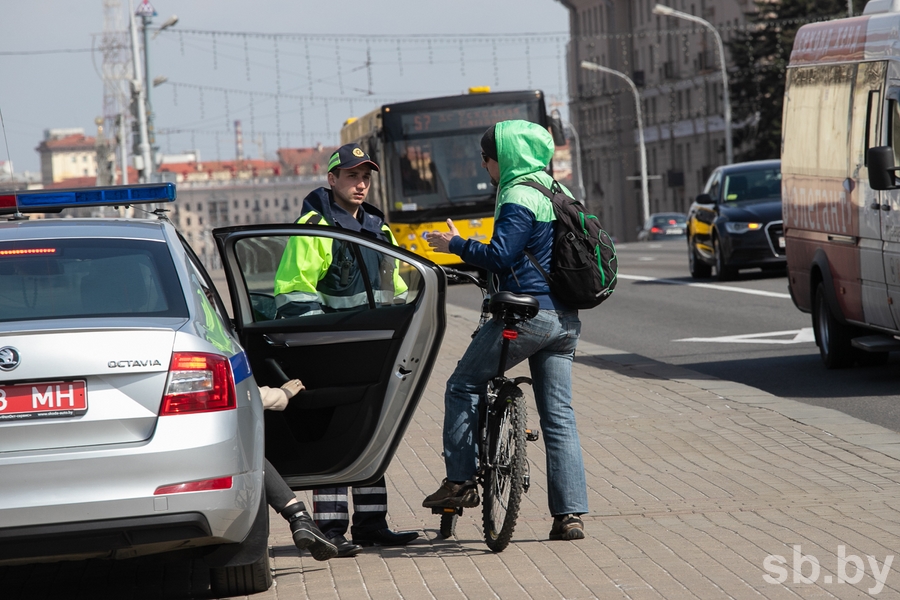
{"left": 724, "top": 222, "right": 763, "bottom": 234}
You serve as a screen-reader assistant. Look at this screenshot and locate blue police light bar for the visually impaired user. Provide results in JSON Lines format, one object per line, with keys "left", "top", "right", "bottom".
{"left": 0, "top": 183, "right": 176, "bottom": 215}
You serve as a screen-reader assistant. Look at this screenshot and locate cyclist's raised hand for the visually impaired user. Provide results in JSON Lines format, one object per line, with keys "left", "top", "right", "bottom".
{"left": 426, "top": 219, "right": 461, "bottom": 253}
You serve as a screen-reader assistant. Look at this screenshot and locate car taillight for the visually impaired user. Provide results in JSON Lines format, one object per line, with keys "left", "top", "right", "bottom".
{"left": 651, "top": 226, "right": 663, "bottom": 233}
{"left": 160, "top": 352, "right": 236, "bottom": 415}
{"left": 154, "top": 476, "right": 233, "bottom": 495}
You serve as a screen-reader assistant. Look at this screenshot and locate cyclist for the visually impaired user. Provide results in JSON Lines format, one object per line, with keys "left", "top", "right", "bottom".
{"left": 423, "top": 120, "right": 588, "bottom": 541}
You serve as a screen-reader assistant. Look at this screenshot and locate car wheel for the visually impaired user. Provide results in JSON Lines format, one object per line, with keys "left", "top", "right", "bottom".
{"left": 210, "top": 551, "right": 272, "bottom": 597}
{"left": 714, "top": 236, "right": 735, "bottom": 281}
{"left": 813, "top": 282, "right": 854, "bottom": 369}
{"left": 688, "top": 238, "right": 712, "bottom": 279}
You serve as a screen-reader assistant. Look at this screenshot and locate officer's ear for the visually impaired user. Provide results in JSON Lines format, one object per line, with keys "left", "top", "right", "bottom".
{"left": 327, "top": 170, "right": 339, "bottom": 187}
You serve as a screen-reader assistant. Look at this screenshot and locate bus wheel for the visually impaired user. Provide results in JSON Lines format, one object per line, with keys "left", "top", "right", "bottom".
{"left": 813, "top": 282, "right": 854, "bottom": 369}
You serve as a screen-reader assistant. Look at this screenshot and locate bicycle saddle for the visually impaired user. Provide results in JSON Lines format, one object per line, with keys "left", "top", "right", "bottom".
{"left": 490, "top": 291, "right": 540, "bottom": 319}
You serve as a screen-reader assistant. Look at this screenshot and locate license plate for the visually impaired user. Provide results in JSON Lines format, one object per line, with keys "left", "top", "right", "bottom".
{"left": 0, "top": 380, "right": 87, "bottom": 421}
{"left": 778, "top": 236, "right": 786, "bottom": 248}
{"left": 666, "top": 228, "right": 684, "bottom": 235}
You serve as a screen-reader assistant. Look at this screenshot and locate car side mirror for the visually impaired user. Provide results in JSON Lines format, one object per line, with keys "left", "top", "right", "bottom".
{"left": 695, "top": 193, "right": 715, "bottom": 205}
{"left": 867, "top": 146, "right": 900, "bottom": 190}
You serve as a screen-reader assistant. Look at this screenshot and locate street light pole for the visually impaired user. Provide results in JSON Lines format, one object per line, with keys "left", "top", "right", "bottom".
{"left": 653, "top": 4, "right": 733, "bottom": 165}
{"left": 580, "top": 61, "right": 650, "bottom": 225}
{"left": 128, "top": 0, "right": 152, "bottom": 182}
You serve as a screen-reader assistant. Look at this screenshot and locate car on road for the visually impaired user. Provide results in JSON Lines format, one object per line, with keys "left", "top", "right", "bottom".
{"left": 0, "top": 184, "right": 445, "bottom": 596}
{"left": 686, "top": 159, "right": 786, "bottom": 280}
{"left": 637, "top": 212, "right": 687, "bottom": 241}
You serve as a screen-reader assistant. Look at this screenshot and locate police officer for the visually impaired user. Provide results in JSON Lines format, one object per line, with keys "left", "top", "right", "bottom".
{"left": 273, "top": 143, "right": 418, "bottom": 557}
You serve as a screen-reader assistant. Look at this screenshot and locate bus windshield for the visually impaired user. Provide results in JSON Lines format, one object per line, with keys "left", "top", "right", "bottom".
{"left": 379, "top": 93, "right": 546, "bottom": 220}
{"left": 388, "top": 132, "right": 493, "bottom": 214}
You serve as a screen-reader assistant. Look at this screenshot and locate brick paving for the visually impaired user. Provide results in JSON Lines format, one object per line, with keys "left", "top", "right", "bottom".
{"left": 219, "top": 304, "right": 900, "bottom": 599}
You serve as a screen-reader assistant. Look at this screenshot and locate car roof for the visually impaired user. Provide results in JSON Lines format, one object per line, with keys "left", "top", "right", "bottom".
{"left": 719, "top": 159, "right": 781, "bottom": 174}
{"left": 0, "top": 218, "right": 169, "bottom": 242}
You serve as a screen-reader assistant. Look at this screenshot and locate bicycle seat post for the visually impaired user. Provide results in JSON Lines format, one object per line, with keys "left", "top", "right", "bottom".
{"left": 496, "top": 317, "right": 517, "bottom": 379}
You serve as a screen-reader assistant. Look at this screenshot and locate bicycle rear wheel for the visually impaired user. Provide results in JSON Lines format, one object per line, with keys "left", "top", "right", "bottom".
{"left": 481, "top": 390, "right": 527, "bottom": 552}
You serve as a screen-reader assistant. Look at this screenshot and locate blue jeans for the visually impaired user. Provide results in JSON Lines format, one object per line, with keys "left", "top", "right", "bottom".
{"left": 443, "top": 309, "right": 588, "bottom": 516}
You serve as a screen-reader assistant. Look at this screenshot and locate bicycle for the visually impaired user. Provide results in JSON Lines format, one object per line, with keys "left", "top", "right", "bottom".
{"left": 432, "top": 268, "right": 541, "bottom": 552}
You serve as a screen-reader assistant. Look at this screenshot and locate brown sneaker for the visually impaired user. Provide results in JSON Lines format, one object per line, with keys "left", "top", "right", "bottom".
{"left": 422, "top": 479, "right": 480, "bottom": 508}
{"left": 549, "top": 514, "right": 585, "bottom": 540}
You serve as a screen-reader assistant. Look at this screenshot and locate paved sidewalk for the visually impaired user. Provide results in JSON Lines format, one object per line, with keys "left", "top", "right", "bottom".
{"left": 227, "top": 304, "right": 900, "bottom": 599}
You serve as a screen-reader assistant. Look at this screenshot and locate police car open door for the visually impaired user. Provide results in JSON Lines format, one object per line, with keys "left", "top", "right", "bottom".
{"left": 213, "top": 224, "right": 446, "bottom": 488}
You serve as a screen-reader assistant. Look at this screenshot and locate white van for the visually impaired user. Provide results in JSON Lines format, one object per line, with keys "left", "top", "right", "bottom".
{"left": 782, "top": 0, "right": 900, "bottom": 367}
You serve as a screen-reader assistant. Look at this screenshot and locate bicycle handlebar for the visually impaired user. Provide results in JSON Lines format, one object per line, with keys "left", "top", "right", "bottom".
{"left": 441, "top": 266, "right": 487, "bottom": 290}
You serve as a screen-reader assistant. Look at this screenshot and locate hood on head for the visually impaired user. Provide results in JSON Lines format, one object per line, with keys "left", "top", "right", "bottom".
{"left": 495, "top": 120, "right": 555, "bottom": 188}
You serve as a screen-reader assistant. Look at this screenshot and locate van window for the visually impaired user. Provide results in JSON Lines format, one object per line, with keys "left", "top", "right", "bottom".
{"left": 889, "top": 99, "right": 900, "bottom": 167}
{"left": 783, "top": 64, "right": 855, "bottom": 177}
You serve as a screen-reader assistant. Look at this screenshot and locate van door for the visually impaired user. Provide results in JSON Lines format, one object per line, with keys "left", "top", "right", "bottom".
{"left": 213, "top": 224, "right": 446, "bottom": 489}
{"left": 881, "top": 90, "right": 900, "bottom": 331}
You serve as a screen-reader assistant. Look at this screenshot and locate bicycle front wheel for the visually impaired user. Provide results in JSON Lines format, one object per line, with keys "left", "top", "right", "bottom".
{"left": 482, "top": 391, "right": 527, "bottom": 552}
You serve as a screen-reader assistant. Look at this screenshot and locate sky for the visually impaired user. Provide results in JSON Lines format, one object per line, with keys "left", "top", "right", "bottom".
{"left": 0, "top": 0, "right": 571, "bottom": 175}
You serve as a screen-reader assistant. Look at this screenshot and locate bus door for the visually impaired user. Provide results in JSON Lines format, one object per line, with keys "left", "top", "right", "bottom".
{"left": 880, "top": 84, "right": 900, "bottom": 330}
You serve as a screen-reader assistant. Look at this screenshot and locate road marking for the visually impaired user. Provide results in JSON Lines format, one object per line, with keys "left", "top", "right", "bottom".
{"left": 675, "top": 328, "right": 815, "bottom": 344}
{"left": 618, "top": 274, "right": 792, "bottom": 299}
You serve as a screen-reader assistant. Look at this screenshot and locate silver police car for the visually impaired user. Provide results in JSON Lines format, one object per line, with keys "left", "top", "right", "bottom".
{"left": 0, "top": 184, "right": 445, "bottom": 596}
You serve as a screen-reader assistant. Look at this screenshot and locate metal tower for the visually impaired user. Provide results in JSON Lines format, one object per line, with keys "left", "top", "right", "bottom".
{"left": 97, "top": 0, "right": 133, "bottom": 185}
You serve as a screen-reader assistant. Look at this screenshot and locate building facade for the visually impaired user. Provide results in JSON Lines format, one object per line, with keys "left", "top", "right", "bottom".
{"left": 170, "top": 176, "right": 326, "bottom": 270}
{"left": 35, "top": 129, "right": 99, "bottom": 184}
{"left": 559, "top": 0, "right": 752, "bottom": 241}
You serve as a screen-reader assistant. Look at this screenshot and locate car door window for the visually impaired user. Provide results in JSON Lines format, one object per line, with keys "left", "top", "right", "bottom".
{"left": 232, "top": 234, "right": 423, "bottom": 322}
{"left": 706, "top": 173, "right": 721, "bottom": 200}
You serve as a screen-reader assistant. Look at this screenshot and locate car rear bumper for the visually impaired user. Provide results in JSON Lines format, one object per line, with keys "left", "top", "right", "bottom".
{"left": 0, "top": 409, "right": 264, "bottom": 562}
{"left": 0, "top": 512, "right": 213, "bottom": 563}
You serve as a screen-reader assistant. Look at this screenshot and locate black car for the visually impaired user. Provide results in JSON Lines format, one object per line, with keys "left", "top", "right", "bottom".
{"left": 686, "top": 159, "right": 785, "bottom": 280}
{"left": 637, "top": 212, "right": 687, "bottom": 241}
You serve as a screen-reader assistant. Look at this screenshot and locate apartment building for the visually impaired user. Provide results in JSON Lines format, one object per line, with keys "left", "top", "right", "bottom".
{"left": 559, "top": 0, "right": 752, "bottom": 241}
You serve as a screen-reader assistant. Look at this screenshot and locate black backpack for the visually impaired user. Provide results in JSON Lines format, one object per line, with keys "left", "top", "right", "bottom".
{"left": 518, "top": 180, "right": 618, "bottom": 309}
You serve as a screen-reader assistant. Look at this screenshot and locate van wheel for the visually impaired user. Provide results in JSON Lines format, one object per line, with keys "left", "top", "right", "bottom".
{"left": 688, "top": 239, "right": 712, "bottom": 279}
{"left": 813, "top": 282, "right": 854, "bottom": 369}
{"left": 714, "top": 236, "right": 735, "bottom": 281}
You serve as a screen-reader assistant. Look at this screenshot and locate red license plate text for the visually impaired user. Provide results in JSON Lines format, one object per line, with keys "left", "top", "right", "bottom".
{"left": 0, "top": 380, "right": 87, "bottom": 421}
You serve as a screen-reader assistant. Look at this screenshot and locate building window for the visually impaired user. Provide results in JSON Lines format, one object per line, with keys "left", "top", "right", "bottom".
{"left": 186, "top": 217, "right": 192, "bottom": 226}
{"left": 199, "top": 217, "right": 204, "bottom": 225}
{"left": 184, "top": 203, "right": 191, "bottom": 211}
{"left": 197, "top": 203, "right": 203, "bottom": 211}
{"left": 233, "top": 199, "right": 238, "bottom": 208}
{"left": 264, "top": 199, "right": 269, "bottom": 208}
{"left": 244, "top": 199, "right": 249, "bottom": 208}
{"left": 273, "top": 198, "right": 279, "bottom": 207}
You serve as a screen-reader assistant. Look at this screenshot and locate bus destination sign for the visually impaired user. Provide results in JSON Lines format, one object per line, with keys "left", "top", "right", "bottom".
{"left": 400, "top": 103, "right": 532, "bottom": 135}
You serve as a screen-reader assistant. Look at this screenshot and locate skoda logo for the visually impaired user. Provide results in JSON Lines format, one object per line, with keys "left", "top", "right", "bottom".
{"left": 0, "top": 347, "right": 20, "bottom": 371}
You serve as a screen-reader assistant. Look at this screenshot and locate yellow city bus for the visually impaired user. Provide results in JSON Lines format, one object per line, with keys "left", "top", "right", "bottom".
{"left": 341, "top": 89, "right": 552, "bottom": 266}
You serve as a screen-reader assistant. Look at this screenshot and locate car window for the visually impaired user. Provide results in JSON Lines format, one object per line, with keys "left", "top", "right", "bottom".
{"left": 706, "top": 172, "right": 721, "bottom": 199}
{"left": 0, "top": 238, "right": 188, "bottom": 323}
{"left": 652, "top": 215, "right": 686, "bottom": 226}
{"left": 232, "top": 235, "right": 424, "bottom": 322}
{"left": 722, "top": 167, "right": 781, "bottom": 202}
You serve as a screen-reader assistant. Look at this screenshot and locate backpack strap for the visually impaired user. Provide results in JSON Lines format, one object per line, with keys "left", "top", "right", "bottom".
{"left": 514, "top": 180, "right": 559, "bottom": 285}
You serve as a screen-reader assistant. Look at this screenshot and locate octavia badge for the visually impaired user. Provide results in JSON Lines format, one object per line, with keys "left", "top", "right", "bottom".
{"left": 0, "top": 347, "right": 20, "bottom": 371}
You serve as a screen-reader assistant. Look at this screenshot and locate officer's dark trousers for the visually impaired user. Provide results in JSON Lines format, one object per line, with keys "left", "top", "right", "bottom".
{"left": 313, "top": 476, "right": 389, "bottom": 539}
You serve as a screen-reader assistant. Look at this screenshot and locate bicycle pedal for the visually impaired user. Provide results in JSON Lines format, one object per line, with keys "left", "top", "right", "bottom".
{"left": 525, "top": 429, "right": 540, "bottom": 442}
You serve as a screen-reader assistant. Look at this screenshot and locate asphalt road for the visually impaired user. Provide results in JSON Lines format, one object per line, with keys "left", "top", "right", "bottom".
{"left": 448, "top": 239, "right": 900, "bottom": 433}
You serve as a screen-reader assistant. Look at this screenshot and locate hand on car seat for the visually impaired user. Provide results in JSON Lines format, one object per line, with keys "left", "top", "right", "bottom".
{"left": 281, "top": 379, "right": 305, "bottom": 399}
